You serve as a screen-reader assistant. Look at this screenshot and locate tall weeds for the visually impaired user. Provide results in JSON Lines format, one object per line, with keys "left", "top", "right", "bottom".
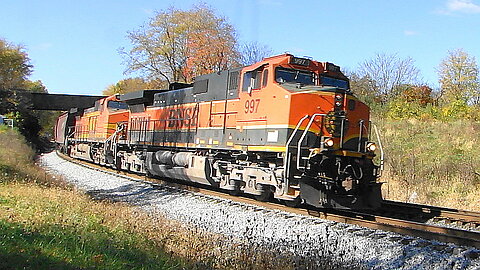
{"left": 376, "top": 119, "right": 480, "bottom": 210}
{"left": 0, "top": 126, "right": 65, "bottom": 187}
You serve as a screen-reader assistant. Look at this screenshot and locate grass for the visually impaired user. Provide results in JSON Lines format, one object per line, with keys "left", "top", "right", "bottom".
{"left": 0, "top": 127, "right": 182, "bottom": 269}
{"left": 376, "top": 119, "right": 480, "bottom": 211}
{"left": 0, "top": 127, "right": 299, "bottom": 269}
{"left": 0, "top": 184, "right": 180, "bottom": 270}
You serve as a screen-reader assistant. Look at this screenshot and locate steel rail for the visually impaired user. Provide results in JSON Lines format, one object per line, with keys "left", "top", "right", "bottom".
{"left": 322, "top": 208, "right": 480, "bottom": 248}
{"left": 381, "top": 200, "right": 480, "bottom": 224}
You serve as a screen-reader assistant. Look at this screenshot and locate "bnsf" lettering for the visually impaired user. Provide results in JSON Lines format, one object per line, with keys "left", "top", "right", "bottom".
{"left": 167, "top": 107, "right": 198, "bottom": 128}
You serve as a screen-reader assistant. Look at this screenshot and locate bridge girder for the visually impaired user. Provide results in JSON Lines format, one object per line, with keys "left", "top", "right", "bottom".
{"left": 28, "top": 92, "right": 104, "bottom": 111}
{"left": 1, "top": 90, "right": 105, "bottom": 111}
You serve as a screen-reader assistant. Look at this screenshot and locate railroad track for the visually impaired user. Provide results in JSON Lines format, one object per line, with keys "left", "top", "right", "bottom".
{"left": 316, "top": 208, "right": 480, "bottom": 248}
{"left": 380, "top": 200, "right": 480, "bottom": 230}
{"left": 56, "top": 151, "right": 480, "bottom": 248}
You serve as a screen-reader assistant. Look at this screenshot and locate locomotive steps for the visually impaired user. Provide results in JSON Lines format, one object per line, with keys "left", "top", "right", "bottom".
{"left": 41, "top": 151, "right": 480, "bottom": 269}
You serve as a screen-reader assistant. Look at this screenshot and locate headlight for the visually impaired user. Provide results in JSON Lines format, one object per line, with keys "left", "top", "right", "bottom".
{"left": 323, "top": 137, "right": 334, "bottom": 147}
{"left": 335, "top": 94, "right": 343, "bottom": 108}
{"left": 366, "top": 142, "right": 376, "bottom": 152}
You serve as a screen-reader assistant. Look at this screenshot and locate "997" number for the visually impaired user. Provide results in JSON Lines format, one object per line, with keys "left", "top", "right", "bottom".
{"left": 244, "top": 99, "right": 260, "bottom": 113}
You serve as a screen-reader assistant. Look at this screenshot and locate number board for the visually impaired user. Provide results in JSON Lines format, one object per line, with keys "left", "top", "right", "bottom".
{"left": 326, "top": 63, "right": 341, "bottom": 73}
{"left": 290, "top": 57, "right": 311, "bottom": 67}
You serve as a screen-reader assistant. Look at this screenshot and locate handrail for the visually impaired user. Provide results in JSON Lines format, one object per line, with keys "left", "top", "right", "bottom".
{"left": 102, "top": 122, "right": 127, "bottom": 165}
{"left": 296, "top": 113, "right": 327, "bottom": 170}
{"left": 285, "top": 115, "right": 310, "bottom": 150}
{"left": 372, "top": 123, "right": 385, "bottom": 177}
{"left": 357, "top": 120, "right": 364, "bottom": 152}
{"left": 64, "top": 127, "right": 75, "bottom": 149}
{"left": 339, "top": 117, "right": 345, "bottom": 148}
{"left": 283, "top": 114, "right": 310, "bottom": 195}
{"left": 105, "top": 122, "right": 126, "bottom": 150}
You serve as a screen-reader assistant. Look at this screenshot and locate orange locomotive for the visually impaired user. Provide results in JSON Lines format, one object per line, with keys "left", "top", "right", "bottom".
{"left": 57, "top": 54, "right": 384, "bottom": 209}
{"left": 67, "top": 95, "right": 129, "bottom": 164}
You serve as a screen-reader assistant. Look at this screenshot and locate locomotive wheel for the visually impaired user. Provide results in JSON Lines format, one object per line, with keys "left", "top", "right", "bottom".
{"left": 145, "top": 168, "right": 153, "bottom": 178}
{"left": 284, "top": 196, "right": 302, "bottom": 208}
{"left": 229, "top": 189, "right": 241, "bottom": 196}
{"left": 254, "top": 185, "right": 273, "bottom": 202}
{"left": 228, "top": 180, "right": 242, "bottom": 196}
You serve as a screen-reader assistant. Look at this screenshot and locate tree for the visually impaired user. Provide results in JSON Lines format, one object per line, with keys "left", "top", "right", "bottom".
{"left": 346, "top": 71, "right": 378, "bottom": 105}
{"left": 0, "top": 38, "right": 53, "bottom": 147}
{"left": 22, "top": 80, "right": 48, "bottom": 93}
{"left": 182, "top": 6, "right": 240, "bottom": 81}
{"left": 0, "top": 39, "right": 36, "bottom": 115}
{"left": 120, "top": 5, "right": 239, "bottom": 84}
{"left": 239, "top": 41, "right": 273, "bottom": 66}
{"left": 103, "top": 78, "right": 166, "bottom": 95}
{"left": 396, "top": 85, "right": 434, "bottom": 106}
{"left": 437, "top": 48, "right": 480, "bottom": 105}
{"left": 0, "top": 39, "right": 33, "bottom": 90}
{"left": 357, "top": 53, "right": 421, "bottom": 103}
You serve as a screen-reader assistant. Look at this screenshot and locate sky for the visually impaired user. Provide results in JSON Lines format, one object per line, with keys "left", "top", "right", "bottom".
{"left": 1, "top": 0, "right": 479, "bottom": 95}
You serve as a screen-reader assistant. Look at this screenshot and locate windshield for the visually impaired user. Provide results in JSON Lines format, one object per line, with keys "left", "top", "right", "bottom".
{"left": 275, "top": 67, "right": 315, "bottom": 86}
{"left": 108, "top": 100, "right": 128, "bottom": 110}
{"left": 321, "top": 75, "right": 349, "bottom": 90}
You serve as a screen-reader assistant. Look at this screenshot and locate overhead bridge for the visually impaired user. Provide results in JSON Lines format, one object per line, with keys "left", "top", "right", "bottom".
{"left": 28, "top": 92, "right": 105, "bottom": 111}
{"left": 2, "top": 89, "right": 105, "bottom": 111}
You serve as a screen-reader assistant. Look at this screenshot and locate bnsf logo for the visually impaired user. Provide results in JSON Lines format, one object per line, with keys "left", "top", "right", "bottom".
{"left": 167, "top": 107, "right": 198, "bottom": 128}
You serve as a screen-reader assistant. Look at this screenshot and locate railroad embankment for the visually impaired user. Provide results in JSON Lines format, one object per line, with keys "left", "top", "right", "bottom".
{"left": 40, "top": 148, "right": 480, "bottom": 269}
{"left": 0, "top": 127, "right": 185, "bottom": 269}
{"left": 0, "top": 127, "right": 300, "bottom": 269}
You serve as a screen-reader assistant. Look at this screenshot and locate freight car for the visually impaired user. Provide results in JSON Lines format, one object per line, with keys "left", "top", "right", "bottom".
{"left": 55, "top": 54, "right": 384, "bottom": 209}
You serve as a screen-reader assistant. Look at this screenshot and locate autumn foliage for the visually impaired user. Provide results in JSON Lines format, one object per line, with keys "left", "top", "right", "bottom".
{"left": 182, "top": 7, "right": 239, "bottom": 82}
{"left": 350, "top": 49, "right": 480, "bottom": 121}
{"left": 121, "top": 5, "right": 239, "bottom": 85}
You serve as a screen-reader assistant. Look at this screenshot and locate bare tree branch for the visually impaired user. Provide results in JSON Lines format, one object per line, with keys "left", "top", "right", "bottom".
{"left": 357, "top": 52, "right": 421, "bottom": 103}
{"left": 240, "top": 41, "right": 273, "bottom": 66}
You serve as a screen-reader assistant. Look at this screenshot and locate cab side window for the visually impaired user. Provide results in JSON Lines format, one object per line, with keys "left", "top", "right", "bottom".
{"left": 242, "top": 69, "right": 266, "bottom": 92}
{"left": 242, "top": 71, "right": 254, "bottom": 92}
{"left": 107, "top": 101, "right": 128, "bottom": 110}
{"left": 262, "top": 69, "right": 268, "bottom": 88}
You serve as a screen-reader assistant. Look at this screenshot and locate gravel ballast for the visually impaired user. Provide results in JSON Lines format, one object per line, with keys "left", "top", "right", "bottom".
{"left": 39, "top": 152, "right": 480, "bottom": 269}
